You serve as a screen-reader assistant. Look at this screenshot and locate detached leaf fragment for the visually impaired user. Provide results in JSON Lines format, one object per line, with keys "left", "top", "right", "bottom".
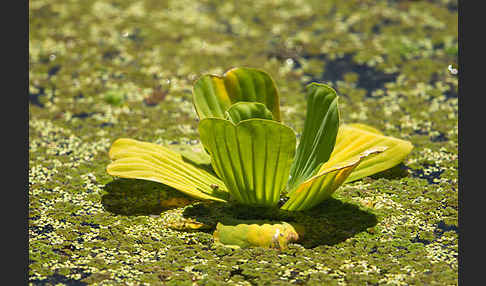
{"left": 213, "top": 220, "right": 302, "bottom": 250}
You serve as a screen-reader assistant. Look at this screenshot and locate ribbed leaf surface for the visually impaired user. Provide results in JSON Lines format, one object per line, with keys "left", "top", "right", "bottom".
{"left": 106, "top": 138, "right": 229, "bottom": 202}
{"left": 325, "top": 124, "right": 414, "bottom": 183}
{"left": 287, "top": 83, "right": 340, "bottom": 191}
{"left": 282, "top": 147, "right": 386, "bottom": 211}
{"left": 193, "top": 67, "right": 281, "bottom": 121}
{"left": 198, "top": 118, "right": 296, "bottom": 207}
{"left": 225, "top": 102, "right": 274, "bottom": 124}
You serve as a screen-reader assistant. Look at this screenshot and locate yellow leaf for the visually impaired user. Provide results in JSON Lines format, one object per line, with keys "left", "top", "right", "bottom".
{"left": 282, "top": 148, "right": 386, "bottom": 211}
{"left": 326, "top": 124, "right": 413, "bottom": 183}
{"left": 106, "top": 138, "right": 229, "bottom": 202}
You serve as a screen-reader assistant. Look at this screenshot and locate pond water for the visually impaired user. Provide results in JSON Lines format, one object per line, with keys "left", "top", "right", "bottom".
{"left": 29, "top": 0, "right": 458, "bottom": 285}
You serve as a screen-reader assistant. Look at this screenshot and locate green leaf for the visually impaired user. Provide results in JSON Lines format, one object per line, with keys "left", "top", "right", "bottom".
{"left": 198, "top": 118, "right": 296, "bottom": 207}
{"left": 192, "top": 67, "right": 281, "bottom": 121}
{"left": 325, "top": 124, "right": 414, "bottom": 183}
{"left": 213, "top": 220, "right": 301, "bottom": 250}
{"left": 281, "top": 147, "right": 386, "bottom": 211}
{"left": 106, "top": 138, "right": 229, "bottom": 202}
{"left": 225, "top": 102, "right": 274, "bottom": 124}
{"left": 287, "top": 83, "right": 340, "bottom": 191}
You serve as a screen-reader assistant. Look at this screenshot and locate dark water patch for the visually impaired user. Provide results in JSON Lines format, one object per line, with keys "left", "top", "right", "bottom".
{"left": 229, "top": 268, "right": 243, "bottom": 277}
{"left": 30, "top": 224, "right": 54, "bottom": 235}
{"left": 414, "top": 129, "right": 428, "bottom": 136}
{"left": 30, "top": 215, "right": 41, "bottom": 221}
{"left": 407, "top": 163, "right": 444, "bottom": 184}
{"left": 322, "top": 54, "right": 398, "bottom": 96}
{"left": 72, "top": 112, "right": 97, "bottom": 119}
{"left": 31, "top": 268, "right": 90, "bottom": 286}
{"left": 102, "top": 50, "right": 120, "bottom": 61}
{"left": 48, "top": 65, "right": 61, "bottom": 77}
{"left": 447, "top": 1, "right": 458, "bottom": 12}
{"left": 371, "top": 18, "right": 397, "bottom": 34}
{"left": 411, "top": 235, "right": 432, "bottom": 245}
{"left": 431, "top": 132, "right": 448, "bottom": 142}
{"left": 437, "top": 220, "right": 458, "bottom": 234}
{"left": 368, "top": 245, "right": 378, "bottom": 254}
{"left": 93, "top": 235, "right": 107, "bottom": 241}
{"left": 99, "top": 122, "right": 114, "bottom": 128}
{"left": 302, "top": 54, "right": 398, "bottom": 97}
{"left": 433, "top": 42, "right": 445, "bottom": 50}
{"left": 444, "top": 87, "right": 458, "bottom": 99}
{"left": 30, "top": 274, "right": 88, "bottom": 286}
{"left": 413, "top": 129, "right": 448, "bottom": 143}
{"left": 29, "top": 87, "right": 46, "bottom": 108}
{"left": 80, "top": 222, "right": 100, "bottom": 229}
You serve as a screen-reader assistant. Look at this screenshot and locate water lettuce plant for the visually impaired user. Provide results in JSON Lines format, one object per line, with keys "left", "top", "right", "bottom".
{"left": 106, "top": 67, "right": 413, "bottom": 248}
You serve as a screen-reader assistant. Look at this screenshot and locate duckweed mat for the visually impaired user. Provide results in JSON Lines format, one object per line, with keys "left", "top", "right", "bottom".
{"left": 29, "top": 0, "right": 458, "bottom": 285}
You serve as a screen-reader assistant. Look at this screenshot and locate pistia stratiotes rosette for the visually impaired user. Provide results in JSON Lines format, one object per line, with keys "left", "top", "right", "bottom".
{"left": 106, "top": 67, "right": 413, "bottom": 248}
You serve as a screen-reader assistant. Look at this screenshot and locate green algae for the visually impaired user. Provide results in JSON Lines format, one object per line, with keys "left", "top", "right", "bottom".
{"left": 29, "top": 0, "right": 458, "bottom": 284}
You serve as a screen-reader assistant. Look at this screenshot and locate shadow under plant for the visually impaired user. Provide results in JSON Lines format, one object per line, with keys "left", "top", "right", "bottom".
{"left": 101, "top": 179, "right": 195, "bottom": 216}
{"left": 102, "top": 178, "right": 378, "bottom": 249}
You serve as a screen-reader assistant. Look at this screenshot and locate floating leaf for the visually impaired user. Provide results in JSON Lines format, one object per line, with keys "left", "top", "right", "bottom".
{"left": 287, "top": 83, "right": 340, "bottom": 191}
{"left": 282, "top": 148, "right": 386, "bottom": 211}
{"left": 325, "top": 124, "right": 414, "bottom": 183}
{"left": 199, "top": 119, "right": 296, "bottom": 207}
{"left": 213, "top": 220, "right": 302, "bottom": 250}
{"left": 106, "top": 138, "right": 229, "bottom": 202}
{"left": 193, "top": 67, "right": 281, "bottom": 121}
